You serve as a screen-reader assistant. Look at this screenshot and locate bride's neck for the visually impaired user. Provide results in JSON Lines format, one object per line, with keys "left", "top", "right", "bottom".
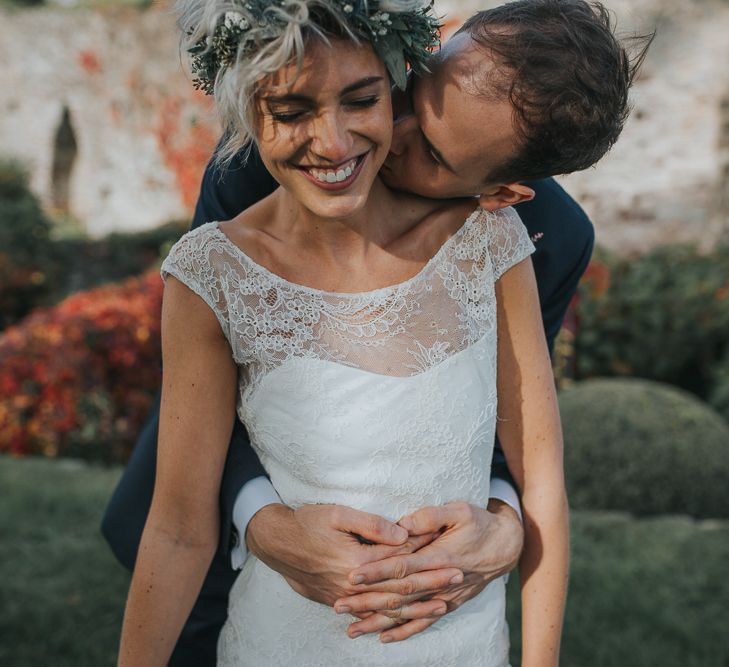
{"left": 272, "top": 177, "right": 409, "bottom": 257}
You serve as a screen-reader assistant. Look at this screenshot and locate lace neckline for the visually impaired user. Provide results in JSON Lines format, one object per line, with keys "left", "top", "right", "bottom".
{"left": 208, "top": 207, "right": 483, "bottom": 298}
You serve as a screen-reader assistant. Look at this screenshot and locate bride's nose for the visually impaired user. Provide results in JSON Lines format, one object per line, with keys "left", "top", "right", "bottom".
{"left": 309, "top": 112, "right": 353, "bottom": 164}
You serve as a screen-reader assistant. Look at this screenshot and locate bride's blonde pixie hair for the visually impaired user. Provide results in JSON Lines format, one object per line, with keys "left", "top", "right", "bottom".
{"left": 175, "top": 0, "right": 439, "bottom": 165}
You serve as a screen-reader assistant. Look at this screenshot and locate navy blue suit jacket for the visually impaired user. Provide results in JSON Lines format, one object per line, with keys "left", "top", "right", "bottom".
{"left": 102, "top": 146, "right": 593, "bottom": 665}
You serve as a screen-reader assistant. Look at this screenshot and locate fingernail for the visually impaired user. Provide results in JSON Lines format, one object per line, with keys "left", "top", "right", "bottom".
{"left": 435, "top": 606, "right": 447, "bottom": 615}
{"left": 336, "top": 605, "right": 351, "bottom": 614}
{"left": 450, "top": 574, "right": 463, "bottom": 584}
{"left": 351, "top": 575, "right": 365, "bottom": 585}
{"left": 393, "top": 526, "right": 409, "bottom": 540}
{"left": 381, "top": 634, "right": 393, "bottom": 644}
{"left": 350, "top": 631, "right": 362, "bottom": 639}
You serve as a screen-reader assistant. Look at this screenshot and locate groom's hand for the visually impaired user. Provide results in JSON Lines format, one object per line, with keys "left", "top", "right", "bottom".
{"left": 336, "top": 499, "right": 524, "bottom": 642}
{"left": 246, "top": 503, "right": 459, "bottom": 610}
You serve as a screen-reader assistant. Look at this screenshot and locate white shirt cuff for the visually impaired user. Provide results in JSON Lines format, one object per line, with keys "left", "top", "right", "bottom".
{"left": 230, "top": 476, "right": 282, "bottom": 570}
{"left": 489, "top": 477, "right": 523, "bottom": 522}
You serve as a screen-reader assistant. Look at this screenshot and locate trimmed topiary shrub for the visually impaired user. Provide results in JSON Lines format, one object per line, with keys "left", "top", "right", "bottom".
{"left": 709, "top": 350, "right": 729, "bottom": 426}
{"left": 560, "top": 378, "right": 729, "bottom": 518}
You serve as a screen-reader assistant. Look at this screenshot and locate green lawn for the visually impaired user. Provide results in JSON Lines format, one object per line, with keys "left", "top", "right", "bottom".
{"left": 1, "top": 455, "right": 728, "bottom": 666}
{"left": 0, "top": 457, "right": 129, "bottom": 666}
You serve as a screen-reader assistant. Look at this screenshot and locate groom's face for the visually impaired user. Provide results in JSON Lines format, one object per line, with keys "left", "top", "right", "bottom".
{"left": 380, "top": 33, "right": 520, "bottom": 199}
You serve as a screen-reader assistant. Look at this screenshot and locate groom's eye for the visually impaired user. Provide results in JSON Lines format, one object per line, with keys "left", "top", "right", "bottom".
{"left": 424, "top": 141, "right": 441, "bottom": 165}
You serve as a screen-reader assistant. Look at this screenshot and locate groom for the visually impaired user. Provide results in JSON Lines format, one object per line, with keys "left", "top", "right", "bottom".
{"left": 103, "top": 1, "right": 647, "bottom": 663}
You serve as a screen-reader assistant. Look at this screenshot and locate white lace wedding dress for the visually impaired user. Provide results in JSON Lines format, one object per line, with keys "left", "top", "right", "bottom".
{"left": 160, "top": 205, "right": 534, "bottom": 666}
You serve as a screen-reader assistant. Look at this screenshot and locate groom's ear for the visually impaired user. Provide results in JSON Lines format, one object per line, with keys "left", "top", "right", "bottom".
{"left": 478, "top": 183, "right": 535, "bottom": 212}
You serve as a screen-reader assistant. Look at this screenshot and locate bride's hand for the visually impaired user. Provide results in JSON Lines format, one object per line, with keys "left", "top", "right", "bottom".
{"left": 245, "top": 503, "right": 451, "bottom": 608}
{"left": 336, "top": 499, "right": 523, "bottom": 642}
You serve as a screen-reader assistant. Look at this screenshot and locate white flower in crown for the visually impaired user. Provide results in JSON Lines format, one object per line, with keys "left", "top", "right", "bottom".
{"left": 224, "top": 11, "right": 249, "bottom": 30}
{"left": 343, "top": 3, "right": 354, "bottom": 12}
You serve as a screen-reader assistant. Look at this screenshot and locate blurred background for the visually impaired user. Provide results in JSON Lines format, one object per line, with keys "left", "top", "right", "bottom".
{"left": 1, "top": 0, "right": 727, "bottom": 665}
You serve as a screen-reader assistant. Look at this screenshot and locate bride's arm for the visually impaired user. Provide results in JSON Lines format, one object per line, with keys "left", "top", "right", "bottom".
{"left": 118, "top": 276, "right": 238, "bottom": 666}
{"left": 495, "top": 257, "right": 569, "bottom": 667}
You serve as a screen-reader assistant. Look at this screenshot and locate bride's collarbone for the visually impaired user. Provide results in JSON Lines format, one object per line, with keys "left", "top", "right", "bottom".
{"left": 388, "top": 197, "right": 479, "bottom": 261}
{"left": 218, "top": 198, "right": 477, "bottom": 292}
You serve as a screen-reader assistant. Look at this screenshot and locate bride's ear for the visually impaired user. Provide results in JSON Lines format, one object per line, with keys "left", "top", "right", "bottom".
{"left": 478, "top": 183, "right": 535, "bottom": 211}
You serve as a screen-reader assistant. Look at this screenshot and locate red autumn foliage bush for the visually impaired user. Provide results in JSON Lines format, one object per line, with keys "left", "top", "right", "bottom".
{"left": 0, "top": 270, "right": 163, "bottom": 463}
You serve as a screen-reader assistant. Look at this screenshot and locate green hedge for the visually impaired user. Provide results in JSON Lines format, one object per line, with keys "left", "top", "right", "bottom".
{"left": 574, "top": 244, "right": 729, "bottom": 401}
{"left": 0, "top": 160, "right": 184, "bottom": 331}
{"left": 559, "top": 378, "right": 729, "bottom": 518}
{"left": 0, "top": 162, "right": 56, "bottom": 329}
{"left": 51, "top": 223, "right": 184, "bottom": 300}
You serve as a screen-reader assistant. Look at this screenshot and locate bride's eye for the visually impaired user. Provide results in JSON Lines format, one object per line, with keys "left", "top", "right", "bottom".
{"left": 269, "top": 110, "right": 307, "bottom": 123}
{"left": 345, "top": 96, "right": 380, "bottom": 109}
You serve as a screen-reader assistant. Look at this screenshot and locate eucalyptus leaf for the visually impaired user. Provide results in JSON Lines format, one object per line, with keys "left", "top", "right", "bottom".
{"left": 379, "top": 42, "right": 408, "bottom": 89}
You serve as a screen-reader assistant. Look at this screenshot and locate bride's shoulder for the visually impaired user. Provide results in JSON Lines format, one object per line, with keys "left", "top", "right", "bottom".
{"left": 402, "top": 197, "right": 480, "bottom": 254}
{"left": 217, "top": 197, "right": 284, "bottom": 265}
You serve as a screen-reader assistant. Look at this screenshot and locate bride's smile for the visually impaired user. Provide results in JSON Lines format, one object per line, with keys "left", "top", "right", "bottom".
{"left": 255, "top": 39, "right": 393, "bottom": 223}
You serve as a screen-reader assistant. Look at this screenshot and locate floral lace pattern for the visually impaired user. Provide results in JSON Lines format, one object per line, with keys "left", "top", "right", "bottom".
{"left": 160, "top": 205, "right": 532, "bottom": 666}
{"left": 160, "top": 206, "right": 534, "bottom": 382}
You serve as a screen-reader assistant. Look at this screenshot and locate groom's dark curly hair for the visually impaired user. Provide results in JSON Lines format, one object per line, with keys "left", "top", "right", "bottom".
{"left": 457, "top": 0, "right": 654, "bottom": 184}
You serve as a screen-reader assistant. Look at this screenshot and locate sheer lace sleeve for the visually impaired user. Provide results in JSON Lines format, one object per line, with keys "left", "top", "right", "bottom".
{"left": 160, "top": 223, "right": 231, "bottom": 344}
{"left": 484, "top": 206, "right": 535, "bottom": 281}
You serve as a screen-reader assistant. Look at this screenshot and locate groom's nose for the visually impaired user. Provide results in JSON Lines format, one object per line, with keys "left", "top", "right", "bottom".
{"left": 389, "top": 113, "right": 418, "bottom": 158}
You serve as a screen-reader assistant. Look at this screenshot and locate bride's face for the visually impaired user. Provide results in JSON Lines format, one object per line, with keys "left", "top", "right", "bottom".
{"left": 254, "top": 38, "right": 393, "bottom": 221}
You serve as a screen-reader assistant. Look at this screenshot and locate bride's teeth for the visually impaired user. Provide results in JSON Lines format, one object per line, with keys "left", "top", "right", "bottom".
{"left": 308, "top": 157, "right": 358, "bottom": 183}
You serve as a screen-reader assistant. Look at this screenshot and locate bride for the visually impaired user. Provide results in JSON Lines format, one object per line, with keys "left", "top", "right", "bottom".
{"left": 118, "top": 1, "right": 568, "bottom": 665}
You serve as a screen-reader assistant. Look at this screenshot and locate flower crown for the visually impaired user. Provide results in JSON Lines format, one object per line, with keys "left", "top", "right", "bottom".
{"left": 188, "top": 0, "right": 441, "bottom": 95}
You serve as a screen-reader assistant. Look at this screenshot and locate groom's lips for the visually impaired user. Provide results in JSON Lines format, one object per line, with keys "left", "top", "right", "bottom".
{"left": 297, "top": 153, "right": 369, "bottom": 191}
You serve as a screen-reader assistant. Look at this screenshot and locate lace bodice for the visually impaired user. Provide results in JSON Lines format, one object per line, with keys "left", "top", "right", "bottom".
{"left": 160, "top": 205, "right": 533, "bottom": 666}
{"left": 161, "top": 206, "right": 534, "bottom": 383}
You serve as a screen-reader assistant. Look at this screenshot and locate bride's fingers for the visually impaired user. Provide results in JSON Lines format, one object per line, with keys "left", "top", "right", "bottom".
{"left": 379, "top": 617, "right": 440, "bottom": 643}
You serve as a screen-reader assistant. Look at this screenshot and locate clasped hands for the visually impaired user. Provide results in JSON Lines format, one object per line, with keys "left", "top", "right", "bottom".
{"left": 245, "top": 499, "right": 524, "bottom": 644}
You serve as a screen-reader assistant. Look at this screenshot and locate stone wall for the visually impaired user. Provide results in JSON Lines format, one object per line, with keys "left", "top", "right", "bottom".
{"left": 2, "top": 1, "right": 728, "bottom": 251}
{"left": 0, "top": 5, "right": 218, "bottom": 237}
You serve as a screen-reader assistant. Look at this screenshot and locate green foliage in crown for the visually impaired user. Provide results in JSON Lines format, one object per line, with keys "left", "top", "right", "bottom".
{"left": 188, "top": 1, "right": 441, "bottom": 94}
